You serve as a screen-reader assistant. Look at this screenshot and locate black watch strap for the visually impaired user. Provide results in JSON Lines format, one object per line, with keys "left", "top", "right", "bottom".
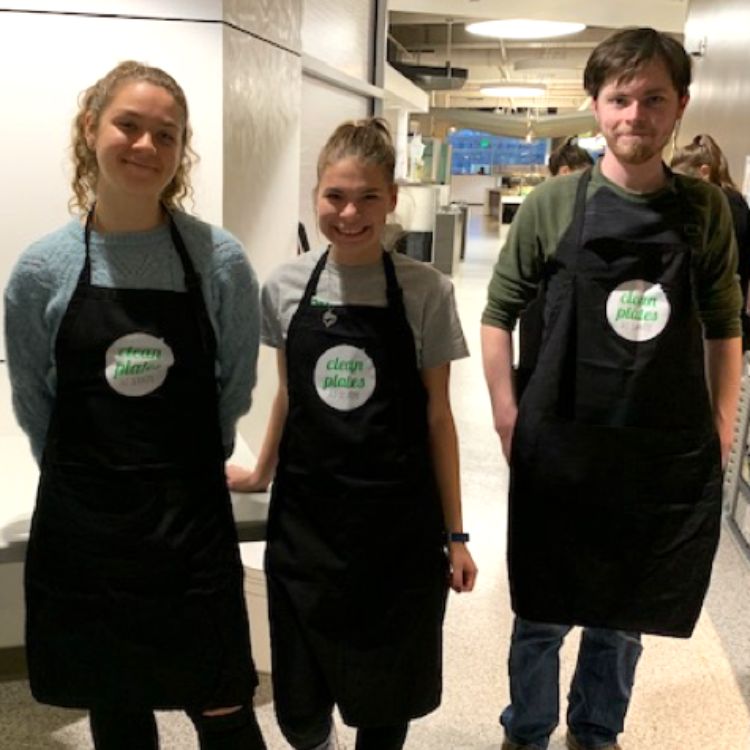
{"left": 447, "top": 531, "right": 470, "bottom": 543}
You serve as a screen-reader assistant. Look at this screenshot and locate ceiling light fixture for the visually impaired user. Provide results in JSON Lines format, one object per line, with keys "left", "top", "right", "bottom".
{"left": 466, "top": 19, "right": 586, "bottom": 40}
{"left": 481, "top": 83, "right": 547, "bottom": 98}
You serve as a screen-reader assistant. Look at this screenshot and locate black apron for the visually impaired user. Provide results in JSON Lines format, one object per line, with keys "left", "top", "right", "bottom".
{"left": 266, "top": 250, "right": 448, "bottom": 727}
{"left": 509, "top": 169, "right": 723, "bottom": 638}
{"left": 25, "top": 213, "right": 257, "bottom": 710}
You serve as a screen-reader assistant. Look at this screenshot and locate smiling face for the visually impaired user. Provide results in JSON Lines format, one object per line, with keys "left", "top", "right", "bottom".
{"left": 593, "top": 58, "right": 688, "bottom": 171}
{"left": 316, "top": 156, "right": 398, "bottom": 264}
{"left": 85, "top": 80, "right": 184, "bottom": 205}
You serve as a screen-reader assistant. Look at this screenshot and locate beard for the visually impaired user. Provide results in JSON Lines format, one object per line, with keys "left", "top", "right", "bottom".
{"left": 607, "top": 131, "right": 670, "bottom": 165}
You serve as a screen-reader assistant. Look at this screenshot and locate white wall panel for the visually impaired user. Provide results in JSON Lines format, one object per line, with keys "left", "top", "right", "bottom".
{"left": 2, "top": 0, "right": 219, "bottom": 17}
{"left": 299, "top": 76, "right": 370, "bottom": 251}
{"left": 678, "top": 0, "right": 750, "bottom": 192}
{"left": 302, "top": 0, "right": 374, "bottom": 81}
{"left": 0, "top": 0, "right": 224, "bottom": 650}
{"left": 0, "top": 5, "right": 223, "bottom": 361}
{"left": 224, "top": 0, "right": 301, "bottom": 50}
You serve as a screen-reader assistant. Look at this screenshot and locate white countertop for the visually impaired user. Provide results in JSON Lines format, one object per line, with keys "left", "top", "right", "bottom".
{"left": 0, "top": 363, "right": 269, "bottom": 564}
{"left": 0, "top": 434, "right": 270, "bottom": 565}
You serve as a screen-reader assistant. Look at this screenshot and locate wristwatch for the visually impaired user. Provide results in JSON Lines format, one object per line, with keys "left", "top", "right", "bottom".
{"left": 447, "top": 531, "right": 470, "bottom": 543}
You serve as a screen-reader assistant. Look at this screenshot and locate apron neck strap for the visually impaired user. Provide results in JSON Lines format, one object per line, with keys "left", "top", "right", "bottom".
{"left": 301, "top": 249, "right": 330, "bottom": 306}
{"left": 381, "top": 250, "right": 404, "bottom": 310}
{"left": 568, "top": 167, "right": 592, "bottom": 274}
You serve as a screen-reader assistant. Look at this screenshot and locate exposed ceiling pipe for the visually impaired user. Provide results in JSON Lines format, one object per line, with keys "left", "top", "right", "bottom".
{"left": 445, "top": 17, "right": 453, "bottom": 108}
{"left": 445, "top": 17, "right": 453, "bottom": 71}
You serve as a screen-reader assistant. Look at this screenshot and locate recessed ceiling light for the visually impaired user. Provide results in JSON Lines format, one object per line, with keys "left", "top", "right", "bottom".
{"left": 480, "top": 83, "right": 547, "bottom": 98}
{"left": 467, "top": 19, "right": 586, "bottom": 40}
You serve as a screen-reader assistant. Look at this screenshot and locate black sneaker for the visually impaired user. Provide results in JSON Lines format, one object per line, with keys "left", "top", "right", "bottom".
{"left": 566, "top": 730, "right": 622, "bottom": 750}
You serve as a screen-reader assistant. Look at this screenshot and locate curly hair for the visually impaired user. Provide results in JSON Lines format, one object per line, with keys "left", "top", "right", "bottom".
{"left": 69, "top": 60, "right": 196, "bottom": 214}
{"left": 316, "top": 117, "right": 395, "bottom": 187}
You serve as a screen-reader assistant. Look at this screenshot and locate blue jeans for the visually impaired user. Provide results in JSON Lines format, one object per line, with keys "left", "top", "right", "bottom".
{"left": 500, "top": 617, "right": 642, "bottom": 749}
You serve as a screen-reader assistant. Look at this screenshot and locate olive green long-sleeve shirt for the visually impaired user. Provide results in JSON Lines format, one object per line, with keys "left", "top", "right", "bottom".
{"left": 483, "top": 161, "right": 742, "bottom": 339}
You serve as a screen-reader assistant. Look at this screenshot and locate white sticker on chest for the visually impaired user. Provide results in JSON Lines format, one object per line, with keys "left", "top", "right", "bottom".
{"left": 314, "top": 344, "right": 376, "bottom": 411}
{"left": 605, "top": 280, "right": 670, "bottom": 342}
{"left": 105, "top": 332, "right": 175, "bottom": 396}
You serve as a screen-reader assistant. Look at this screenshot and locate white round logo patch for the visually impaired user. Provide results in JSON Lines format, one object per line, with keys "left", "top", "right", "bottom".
{"left": 606, "top": 280, "right": 670, "bottom": 342}
{"left": 314, "top": 345, "right": 376, "bottom": 411}
{"left": 105, "top": 333, "right": 175, "bottom": 397}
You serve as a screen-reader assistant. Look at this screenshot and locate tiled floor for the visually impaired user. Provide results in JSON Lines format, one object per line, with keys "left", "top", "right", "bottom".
{"left": 2, "top": 212, "right": 750, "bottom": 748}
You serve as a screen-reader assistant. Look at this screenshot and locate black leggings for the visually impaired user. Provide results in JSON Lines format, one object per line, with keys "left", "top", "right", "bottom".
{"left": 355, "top": 723, "right": 409, "bottom": 750}
{"left": 295, "top": 721, "right": 408, "bottom": 750}
{"left": 89, "top": 705, "right": 266, "bottom": 750}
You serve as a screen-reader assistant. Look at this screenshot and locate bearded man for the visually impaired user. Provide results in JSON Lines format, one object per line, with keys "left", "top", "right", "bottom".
{"left": 482, "top": 27, "right": 742, "bottom": 750}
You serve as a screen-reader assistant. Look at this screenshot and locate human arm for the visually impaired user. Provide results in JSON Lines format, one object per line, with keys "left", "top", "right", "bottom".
{"left": 480, "top": 178, "right": 570, "bottom": 458}
{"left": 226, "top": 349, "right": 288, "bottom": 492}
{"left": 482, "top": 176, "right": 572, "bottom": 331}
{"left": 3, "top": 248, "right": 60, "bottom": 464}
{"left": 692, "top": 183, "right": 743, "bottom": 340}
{"left": 705, "top": 337, "right": 742, "bottom": 468}
{"left": 212, "top": 241, "right": 261, "bottom": 457}
{"left": 687, "top": 183, "right": 744, "bottom": 466}
{"left": 480, "top": 324, "right": 517, "bottom": 462}
{"left": 422, "top": 363, "right": 477, "bottom": 593}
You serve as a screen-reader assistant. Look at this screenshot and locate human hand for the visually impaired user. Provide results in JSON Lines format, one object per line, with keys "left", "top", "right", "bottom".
{"left": 447, "top": 542, "right": 478, "bottom": 593}
{"left": 494, "top": 407, "right": 517, "bottom": 463}
{"left": 225, "top": 464, "right": 269, "bottom": 493}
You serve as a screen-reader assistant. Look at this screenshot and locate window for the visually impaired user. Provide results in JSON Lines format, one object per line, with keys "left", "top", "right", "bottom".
{"left": 447, "top": 129, "right": 549, "bottom": 175}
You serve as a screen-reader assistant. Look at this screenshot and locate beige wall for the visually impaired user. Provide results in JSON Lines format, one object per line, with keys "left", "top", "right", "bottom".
{"left": 302, "top": 0, "right": 375, "bottom": 81}
{"left": 679, "top": 0, "right": 750, "bottom": 192}
{"left": 228, "top": 0, "right": 381, "bottom": 454}
{"left": 297, "top": 0, "right": 379, "bottom": 253}
{"left": 299, "top": 78, "right": 370, "bottom": 250}
{"left": 223, "top": 1, "right": 303, "bottom": 454}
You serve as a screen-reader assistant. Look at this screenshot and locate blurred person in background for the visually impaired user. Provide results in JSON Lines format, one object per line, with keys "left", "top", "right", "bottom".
{"left": 672, "top": 133, "right": 750, "bottom": 349}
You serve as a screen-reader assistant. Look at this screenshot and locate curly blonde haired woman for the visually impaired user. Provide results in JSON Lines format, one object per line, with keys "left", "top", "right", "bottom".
{"left": 4, "top": 61, "right": 266, "bottom": 750}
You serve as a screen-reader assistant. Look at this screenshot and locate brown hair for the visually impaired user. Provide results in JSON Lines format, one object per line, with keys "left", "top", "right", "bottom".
{"left": 70, "top": 60, "right": 196, "bottom": 214}
{"left": 584, "top": 27, "right": 691, "bottom": 100}
{"left": 316, "top": 118, "right": 395, "bottom": 187}
{"left": 548, "top": 137, "right": 594, "bottom": 176}
{"left": 671, "top": 134, "right": 738, "bottom": 190}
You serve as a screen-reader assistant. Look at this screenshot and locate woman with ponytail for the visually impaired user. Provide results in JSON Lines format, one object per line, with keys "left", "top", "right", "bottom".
{"left": 672, "top": 134, "right": 750, "bottom": 348}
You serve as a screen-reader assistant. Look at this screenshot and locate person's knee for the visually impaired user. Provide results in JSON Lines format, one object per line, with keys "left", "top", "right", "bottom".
{"left": 582, "top": 626, "right": 643, "bottom": 652}
{"left": 189, "top": 704, "right": 266, "bottom": 749}
{"left": 202, "top": 704, "right": 244, "bottom": 718}
{"left": 514, "top": 617, "right": 571, "bottom": 644}
{"left": 277, "top": 710, "right": 332, "bottom": 750}
{"left": 89, "top": 708, "right": 158, "bottom": 750}
{"left": 356, "top": 723, "right": 409, "bottom": 750}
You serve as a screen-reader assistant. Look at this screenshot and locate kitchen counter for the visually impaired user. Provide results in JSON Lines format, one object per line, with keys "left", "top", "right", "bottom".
{"left": 0, "top": 433, "right": 269, "bottom": 565}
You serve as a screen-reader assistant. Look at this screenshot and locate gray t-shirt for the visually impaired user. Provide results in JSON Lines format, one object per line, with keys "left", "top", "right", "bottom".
{"left": 262, "top": 248, "right": 468, "bottom": 369}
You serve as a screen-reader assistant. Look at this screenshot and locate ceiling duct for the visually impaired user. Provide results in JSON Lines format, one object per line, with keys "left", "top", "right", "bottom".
{"left": 390, "top": 61, "right": 468, "bottom": 90}
{"left": 389, "top": 18, "right": 467, "bottom": 92}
